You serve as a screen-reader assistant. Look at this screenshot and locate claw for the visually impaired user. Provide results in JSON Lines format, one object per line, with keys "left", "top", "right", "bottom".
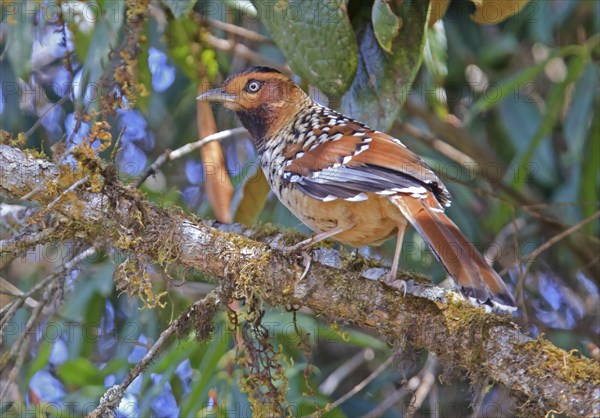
{"left": 300, "top": 250, "right": 312, "bottom": 280}
{"left": 387, "top": 278, "right": 407, "bottom": 296}
{"left": 380, "top": 272, "right": 407, "bottom": 297}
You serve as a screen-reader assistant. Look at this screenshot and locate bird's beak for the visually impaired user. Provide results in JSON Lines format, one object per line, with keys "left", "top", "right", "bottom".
{"left": 196, "top": 88, "right": 239, "bottom": 103}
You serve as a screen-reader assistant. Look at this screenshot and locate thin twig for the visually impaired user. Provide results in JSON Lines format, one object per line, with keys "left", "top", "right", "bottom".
{"left": 0, "top": 277, "right": 40, "bottom": 309}
{"left": 403, "top": 99, "right": 500, "bottom": 169}
{"left": 0, "top": 246, "right": 96, "bottom": 340}
{"left": 46, "top": 175, "right": 90, "bottom": 210}
{"left": 24, "top": 93, "right": 71, "bottom": 138}
{"left": 484, "top": 218, "right": 526, "bottom": 266}
{"left": 110, "top": 126, "right": 127, "bottom": 163}
{"left": 204, "top": 18, "right": 273, "bottom": 44}
{"left": 20, "top": 186, "right": 44, "bottom": 201}
{"left": 170, "top": 127, "right": 248, "bottom": 159}
{"left": 499, "top": 209, "right": 600, "bottom": 276}
{"left": 405, "top": 354, "right": 437, "bottom": 418}
{"left": 524, "top": 210, "right": 600, "bottom": 263}
{"left": 0, "top": 32, "right": 10, "bottom": 61}
{"left": 319, "top": 348, "right": 375, "bottom": 396}
{"left": 0, "top": 240, "right": 88, "bottom": 400}
{"left": 362, "top": 387, "right": 411, "bottom": 418}
{"left": 0, "top": 307, "right": 43, "bottom": 400}
{"left": 0, "top": 244, "right": 93, "bottom": 399}
{"left": 136, "top": 127, "right": 247, "bottom": 187}
{"left": 305, "top": 356, "right": 394, "bottom": 417}
{"left": 396, "top": 122, "right": 477, "bottom": 167}
{"left": 0, "top": 227, "right": 58, "bottom": 267}
{"left": 470, "top": 378, "right": 491, "bottom": 418}
{"left": 0, "top": 270, "right": 64, "bottom": 400}
{"left": 87, "top": 291, "right": 219, "bottom": 418}
{"left": 361, "top": 353, "right": 437, "bottom": 418}
{"left": 205, "top": 35, "right": 288, "bottom": 73}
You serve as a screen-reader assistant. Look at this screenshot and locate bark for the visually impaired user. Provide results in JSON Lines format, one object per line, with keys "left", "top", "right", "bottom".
{"left": 1, "top": 144, "right": 598, "bottom": 417}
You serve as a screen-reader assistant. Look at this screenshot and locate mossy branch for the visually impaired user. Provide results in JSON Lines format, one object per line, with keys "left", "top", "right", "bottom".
{"left": 1, "top": 144, "right": 598, "bottom": 417}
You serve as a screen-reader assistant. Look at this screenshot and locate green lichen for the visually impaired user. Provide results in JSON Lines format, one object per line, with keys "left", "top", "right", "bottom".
{"left": 23, "top": 148, "right": 47, "bottom": 159}
{"left": 0, "top": 131, "right": 26, "bottom": 147}
{"left": 519, "top": 337, "right": 600, "bottom": 386}
{"left": 339, "top": 249, "right": 385, "bottom": 271}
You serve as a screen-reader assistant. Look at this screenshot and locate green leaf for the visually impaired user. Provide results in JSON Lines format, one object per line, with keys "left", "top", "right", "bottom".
{"left": 423, "top": 22, "right": 448, "bottom": 83}
{"left": 99, "top": 358, "right": 129, "bottom": 377}
{"left": 340, "top": 0, "right": 430, "bottom": 130}
{"left": 465, "top": 44, "right": 587, "bottom": 124}
{"left": 512, "top": 54, "right": 586, "bottom": 190}
{"left": 166, "top": 15, "right": 217, "bottom": 83}
{"left": 76, "top": 21, "right": 115, "bottom": 111}
{"left": 101, "top": 0, "right": 126, "bottom": 32}
{"left": 136, "top": 22, "right": 152, "bottom": 113}
{"left": 564, "top": 63, "right": 598, "bottom": 163}
{"left": 464, "top": 59, "right": 547, "bottom": 124}
{"left": 372, "top": 0, "right": 402, "bottom": 53}
{"left": 26, "top": 340, "right": 52, "bottom": 384}
{"left": 498, "top": 98, "right": 555, "bottom": 187}
{"left": 179, "top": 321, "right": 231, "bottom": 417}
{"left": 264, "top": 310, "right": 387, "bottom": 350}
{"left": 57, "top": 358, "right": 105, "bottom": 386}
{"left": 164, "top": 0, "right": 197, "bottom": 18}
{"left": 4, "top": 8, "right": 34, "bottom": 78}
{"left": 251, "top": 0, "right": 357, "bottom": 96}
{"left": 580, "top": 97, "right": 600, "bottom": 234}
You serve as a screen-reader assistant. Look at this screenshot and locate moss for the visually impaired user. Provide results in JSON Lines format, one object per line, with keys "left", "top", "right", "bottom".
{"left": 114, "top": 254, "right": 167, "bottom": 309}
{"left": 442, "top": 294, "right": 514, "bottom": 336}
{"left": 279, "top": 228, "right": 309, "bottom": 247}
{"left": 221, "top": 232, "right": 274, "bottom": 303}
{"left": 139, "top": 207, "right": 182, "bottom": 266}
{"left": 23, "top": 148, "right": 47, "bottom": 159}
{"left": 0, "top": 131, "right": 26, "bottom": 147}
{"left": 437, "top": 296, "right": 515, "bottom": 378}
{"left": 339, "top": 249, "right": 385, "bottom": 271}
{"left": 247, "top": 222, "right": 284, "bottom": 242}
{"left": 177, "top": 296, "right": 219, "bottom": 342}
{"left": 519, "top": 337, "right": 600, "bottom": 386}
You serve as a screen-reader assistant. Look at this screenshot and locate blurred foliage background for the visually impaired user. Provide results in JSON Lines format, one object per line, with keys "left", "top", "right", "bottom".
{"left": 1, "top": 0, "right": 599, "bottom": 416}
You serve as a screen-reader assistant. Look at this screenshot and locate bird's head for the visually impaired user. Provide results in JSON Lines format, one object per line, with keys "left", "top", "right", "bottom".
{"left": 197, "top": 66, "right": 310, "bottom": 142}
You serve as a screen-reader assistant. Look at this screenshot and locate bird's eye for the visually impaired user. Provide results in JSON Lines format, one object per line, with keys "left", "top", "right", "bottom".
{"left": 246, "top": 81, "right": 262, "bottom": 93}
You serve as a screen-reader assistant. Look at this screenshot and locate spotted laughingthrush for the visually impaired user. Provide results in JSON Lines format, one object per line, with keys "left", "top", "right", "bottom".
{"left": 198, "top": 66, "right": 516, "bottom": 311}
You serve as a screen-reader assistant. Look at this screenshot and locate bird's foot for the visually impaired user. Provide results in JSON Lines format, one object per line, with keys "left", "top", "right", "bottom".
{"left": 277, "top": 239, "right": 313, "bottom": 280}
{"left": 280, "top": 236, "right": 316, "bottom": 252}
{"left": 382, "top": 274, "right": 407, "bottom": 297}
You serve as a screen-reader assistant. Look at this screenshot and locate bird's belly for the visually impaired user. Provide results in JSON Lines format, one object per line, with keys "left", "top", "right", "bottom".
{"left": 277, "top": 186, "right": 403, "bottom": 247}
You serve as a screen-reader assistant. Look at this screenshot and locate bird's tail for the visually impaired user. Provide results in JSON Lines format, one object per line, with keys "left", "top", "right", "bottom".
{"left": 390, "top": 195, "right": 516, "bottom": 311}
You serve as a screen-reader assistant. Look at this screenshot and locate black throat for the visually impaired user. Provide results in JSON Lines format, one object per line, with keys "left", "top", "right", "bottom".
{"left": 235, "top": 104, "right": 273, "bottom": 152}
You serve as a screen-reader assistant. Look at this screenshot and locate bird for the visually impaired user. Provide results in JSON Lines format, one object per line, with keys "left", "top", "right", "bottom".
{"left": 197, "top": 66, "right": 516, "bottom": 312}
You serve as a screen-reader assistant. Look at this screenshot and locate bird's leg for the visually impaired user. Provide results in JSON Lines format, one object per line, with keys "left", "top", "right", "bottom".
{"left": 385, "top": 225, "right": 407, "bottom": 296}
{"left": 283, "top": 224, "right": 353, "bottom": 284}
{"left": 282, "top": 224, "right": 353, "bottom": 252}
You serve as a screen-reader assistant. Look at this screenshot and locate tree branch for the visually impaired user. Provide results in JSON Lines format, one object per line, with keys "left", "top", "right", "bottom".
{"left": 1, "top": 144, "right": 598, "bottom": 417}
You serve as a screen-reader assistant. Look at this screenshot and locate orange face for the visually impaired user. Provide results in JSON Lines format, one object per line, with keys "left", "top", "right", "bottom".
{"left": 198, "top": 68, "right": 302, "bottom": 112}
{"left": 197, "top": 66, "right": 309, "bottom": 140}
